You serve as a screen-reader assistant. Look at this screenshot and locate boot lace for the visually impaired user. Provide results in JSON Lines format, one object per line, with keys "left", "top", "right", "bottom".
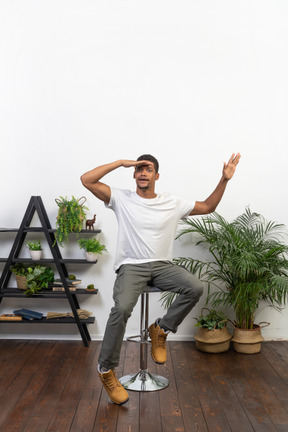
{"left": 103, "top": 370, "right": 122, "bottom": 391}
{"left": 158, "top": 330, "right": 168, "bottom": 349}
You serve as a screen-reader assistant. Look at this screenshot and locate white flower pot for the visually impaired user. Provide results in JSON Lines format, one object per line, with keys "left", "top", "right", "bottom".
{"left": 85, "top": 252, "right": 98, "bottom": 262}
{"left": 29, "top": 250, "right": 42, "bottom": 260}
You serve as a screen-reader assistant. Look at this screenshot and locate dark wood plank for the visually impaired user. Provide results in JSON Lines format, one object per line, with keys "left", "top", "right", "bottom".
{"left": 0, "top": 340, "right": 288, "bottom": 431}
{"left": 226, "top": 350, "right": 278, "bottom": 430}
{"left": 169, "top": 341, "right": 208, "bottom": 432}
{"left": 0, "top": 339, "right": 28, "bottom": 397}
{"left": 250, "top": 347, "right": 288, "bottom": 403}
{"left": 116, "top": 341, "right": 140, "bottom": 432}
{"left": 70, "top": 342, "right": 102, "bottom": 432}
{"left": 262, "top": 342, "right": 288, "bottom": 379}
{"left": 184, "top": 342, "right": 232, "bottom": 431}
{"left": 203, "top": 349, "right": 254, "bottom": 432}
{"left": 157, "top": 342, "right": 186, "bottom": 432}
{"left": 24, "top": 341, "right": 84, "bottom": 432}
{"left": 139, "top": 340, "right": 162, "bottom": 432}
{"left": 0, "top": 341, "right": 59, "bottom": 432}
{"left": 46, "top": 341, "right": 98, "bottom": 432}
{"left": 92, "top": 340, "right": 128, "bottom": 432}
{"left": 236, "top": 353, "right": 288, "bottom": 426}
{"left": 0, "top": 340, "right": 48, "bottom": 429}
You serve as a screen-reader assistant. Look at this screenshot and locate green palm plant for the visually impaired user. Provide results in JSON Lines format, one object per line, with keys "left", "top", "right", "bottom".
{"left": 163, "top": 208, "right": 288, "bottom": 330}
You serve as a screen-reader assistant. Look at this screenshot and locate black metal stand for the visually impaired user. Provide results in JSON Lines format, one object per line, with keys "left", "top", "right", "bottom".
{"left": 119, "top": 286, "right": 169, "bottom": 391}
{"left": 0, "top": 196, "right": 99, "bottom": 346}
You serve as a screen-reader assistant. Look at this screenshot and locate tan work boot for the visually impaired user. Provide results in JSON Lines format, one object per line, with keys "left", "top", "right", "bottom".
{"left": 98, "top": 367, "right": 129, "bottom": 405}
{"left": 148, "top": 321, "right": 169, "bottom": 364}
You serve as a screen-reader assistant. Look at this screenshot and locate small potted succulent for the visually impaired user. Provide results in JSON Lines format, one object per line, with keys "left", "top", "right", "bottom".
{"left": 78, "top": 237, "right": 107, "bottom": 262}
{"left": 27, "top": 240, "right": 42, "bottom": 260}
{"left": 85, "top": 283, "right": 97, "bottom": 292}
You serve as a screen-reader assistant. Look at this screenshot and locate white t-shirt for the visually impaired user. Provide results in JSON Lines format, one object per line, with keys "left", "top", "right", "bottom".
{"left": 106, "top": 188, "right": 195, "bottom": 271}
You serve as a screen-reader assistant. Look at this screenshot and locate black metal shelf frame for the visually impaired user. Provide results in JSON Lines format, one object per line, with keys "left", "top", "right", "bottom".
{"left": 0, "top": 196, "right": 100, "bottom": 346}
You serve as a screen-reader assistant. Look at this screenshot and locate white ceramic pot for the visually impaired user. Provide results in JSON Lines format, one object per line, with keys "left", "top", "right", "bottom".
{"left": 85, "top": 252, "right": 98, "bottom": 262}
{"left": 29, "top": 250, "right": 42, "bottom": 260}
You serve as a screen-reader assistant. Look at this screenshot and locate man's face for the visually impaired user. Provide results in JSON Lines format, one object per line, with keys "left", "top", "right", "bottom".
{"left": 134, "top": 163, "right": 159, "bottom": 191}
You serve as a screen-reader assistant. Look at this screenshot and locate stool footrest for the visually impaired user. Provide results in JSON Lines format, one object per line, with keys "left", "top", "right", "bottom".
{"left": 127, "top": 334, "right": 150, "bottom": 344}
{"left": 120, "top": 370, "right": 169, "bottom": 392}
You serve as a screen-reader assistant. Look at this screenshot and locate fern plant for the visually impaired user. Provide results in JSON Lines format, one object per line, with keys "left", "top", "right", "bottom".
{"left": 163, "top": 208, "right": 288, "bottom": 330}
{"left": 54, "top": 196, "right": 88, "bottom": 246}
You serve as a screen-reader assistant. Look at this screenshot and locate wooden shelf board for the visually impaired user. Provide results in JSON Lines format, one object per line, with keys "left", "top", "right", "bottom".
{"left": 0, "top": 288, "right": 98, "bottom": 298}
{"left": 0, "top": 317, "right": 95, "bottom": 324}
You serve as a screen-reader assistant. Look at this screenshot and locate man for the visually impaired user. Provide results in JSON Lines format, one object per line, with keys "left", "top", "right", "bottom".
{"left": 81, "top": 152, "right": 241, "bottom": 404}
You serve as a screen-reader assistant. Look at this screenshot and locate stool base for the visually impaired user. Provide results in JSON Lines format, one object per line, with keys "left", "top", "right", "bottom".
{"left": 120, "top": 369, "right": 169, "bottom": 392}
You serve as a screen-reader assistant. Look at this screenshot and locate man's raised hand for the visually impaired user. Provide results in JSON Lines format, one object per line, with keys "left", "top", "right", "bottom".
{"left": 121, "top": 160, "right": 152, "bottom": 168}
{"left": 222, "top": 153, "right": 241, "bottom": 181}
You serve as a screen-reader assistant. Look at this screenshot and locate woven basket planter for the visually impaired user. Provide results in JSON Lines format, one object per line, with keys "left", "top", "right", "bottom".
{"left": 232, "top": 325, "right": 265, "bottom": 354}
{"left": 15, "top": 275, "right": 27, "bottom": 290}
{"left": 194, "top": 326, "right": 232, "bottom": 353}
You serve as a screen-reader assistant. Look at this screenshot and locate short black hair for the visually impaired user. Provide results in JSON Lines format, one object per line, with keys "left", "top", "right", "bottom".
{"left": 137, "top": 154, "right": 159, "bottom": 173}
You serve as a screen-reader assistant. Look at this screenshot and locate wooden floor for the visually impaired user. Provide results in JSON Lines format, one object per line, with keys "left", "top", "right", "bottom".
{"left": 0, "top": 340, "right": 288, "bottom": 432}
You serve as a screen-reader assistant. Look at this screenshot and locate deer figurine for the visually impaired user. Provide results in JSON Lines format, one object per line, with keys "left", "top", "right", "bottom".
{"left": 86, "top": 214, "right": 96, "bottom": 230}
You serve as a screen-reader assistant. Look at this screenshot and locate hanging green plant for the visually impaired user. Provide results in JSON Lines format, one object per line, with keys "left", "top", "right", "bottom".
{"left": 54, "top": 196, "right": 88, "bottom": 246}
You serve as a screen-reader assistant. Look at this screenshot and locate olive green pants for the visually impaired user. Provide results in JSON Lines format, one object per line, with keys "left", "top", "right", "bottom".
{"left": 98, "top": 261, "right": 203, "bottom": 370}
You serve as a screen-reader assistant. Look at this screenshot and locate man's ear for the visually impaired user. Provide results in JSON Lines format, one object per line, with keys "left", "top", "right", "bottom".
{"left": 133, "top": 170, "right": 136, "bottom": 179}
{"left": 156, "top": 173, "right": 160, "bottom": 180}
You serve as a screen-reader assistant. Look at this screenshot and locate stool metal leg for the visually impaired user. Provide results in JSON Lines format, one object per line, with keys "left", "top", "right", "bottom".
{"left": 119, "top": 292, "right": 169, "bottom": 392}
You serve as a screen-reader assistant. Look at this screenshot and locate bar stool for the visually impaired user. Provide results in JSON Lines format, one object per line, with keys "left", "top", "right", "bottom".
{"left": 119, "top": 285, "right": 169, "bottom": 392}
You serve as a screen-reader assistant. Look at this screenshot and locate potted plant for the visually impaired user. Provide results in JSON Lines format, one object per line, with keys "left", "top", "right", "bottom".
{"left": 10, "top": 263, "right": 28, "bottom": 290}
{"left": 27, "top": 240, "right": 42, "bottom": 260}
{"left": 54, "top": 196, "right": 88, "bottom": 246}
{"left": 193, "top": 308, "right": 232, "bottom": 353}
{"left": 10, "top": 263, "right": 55, "bottom": 295}
{"left": 85, "top": 283, "right": 97, "bottom": 292}
{"left": 171, "top": 208, "right": 288, "bottom": 354}
{"left": 78, "top": 237, "right": 107, "bottom": 262}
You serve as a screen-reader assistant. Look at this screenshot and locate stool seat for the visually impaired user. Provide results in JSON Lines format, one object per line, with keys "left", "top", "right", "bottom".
{"left": 119, "top": 286, "right": 169, "bottom": 392}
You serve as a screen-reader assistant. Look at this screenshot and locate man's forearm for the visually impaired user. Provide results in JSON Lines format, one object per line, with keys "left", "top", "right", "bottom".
{"left": 203, "top": 175, "right": 229, "bottom": 212}
{"left": 81, "top": 160, "right": 123, "bottom": 186}
{"left": 191, "top": 175, "right": 229, "bottom": 215}
{"left": 80, "top": 160, "right": 125, "bottom": 203}
{"left": 191, "top": 153, "right": 240, "bottom": 216}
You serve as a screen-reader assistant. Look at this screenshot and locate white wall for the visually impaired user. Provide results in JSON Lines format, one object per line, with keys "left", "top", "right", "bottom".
{"left": 1, "top": 0, "right": 288, "bottom": 341}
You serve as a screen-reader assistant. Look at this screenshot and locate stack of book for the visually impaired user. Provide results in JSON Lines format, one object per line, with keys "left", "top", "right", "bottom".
{"left": 52, "top": 278, "right": 82, "bottom": 292}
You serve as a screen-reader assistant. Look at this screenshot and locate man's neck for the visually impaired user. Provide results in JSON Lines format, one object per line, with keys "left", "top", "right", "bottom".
{"left": 136, "top": 188, "right": 157, "bottom": 199}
